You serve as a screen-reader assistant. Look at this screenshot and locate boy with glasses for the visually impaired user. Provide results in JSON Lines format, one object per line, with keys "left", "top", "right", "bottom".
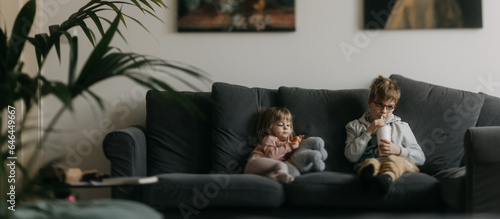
{"left": 344, "top": 76, "right": 425, "bottom": 194}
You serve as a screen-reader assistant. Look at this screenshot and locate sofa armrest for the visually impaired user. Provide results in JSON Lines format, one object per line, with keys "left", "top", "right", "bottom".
{"left": 464, "top": 126, "right": 500, "bottom": 213}
{"left": 103, "top": 126, "right": 147, "bottom": 200}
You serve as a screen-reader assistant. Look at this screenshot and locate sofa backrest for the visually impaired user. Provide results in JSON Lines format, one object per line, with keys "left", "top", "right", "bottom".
{"left": 278, "top": 87, "right": 369, "bottom": 173}
{"left": 146, "top": 90, "right": 213, "bottom": 175}
{"left": 210, "top": 76, "right": 488, "bottom": 175}
{"left": 390, "top": 75, "right": 485, "bottom": 175}
{"left": 210, "top": 83, "right": 370, "bottom": 173}
{"left": 477, "top": 93, "right": 500, "bottom": 126}
{"left": 211, "top": 83, "right": 279, "bottom": 173}
{"left": 145, "top": 75, "right": 497, "bottom": 176}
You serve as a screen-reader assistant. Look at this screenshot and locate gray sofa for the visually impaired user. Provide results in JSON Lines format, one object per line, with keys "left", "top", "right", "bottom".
{"left": 103, "top": 74, "right": 500, "bottom": 218}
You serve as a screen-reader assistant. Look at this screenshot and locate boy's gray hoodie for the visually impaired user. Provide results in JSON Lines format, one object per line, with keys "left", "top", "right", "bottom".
{"left": 345, "top": 112, "right": 426, "bottom": 167}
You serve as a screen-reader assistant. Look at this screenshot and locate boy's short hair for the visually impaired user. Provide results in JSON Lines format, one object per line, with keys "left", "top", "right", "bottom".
{"left": 369, "top": 75, "right": 401, "bottom": 103}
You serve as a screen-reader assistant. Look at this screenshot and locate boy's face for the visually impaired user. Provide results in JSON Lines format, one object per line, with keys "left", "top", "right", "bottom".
{"left": 271, "top": 119, "right": 291, "bottom": 141}
{"left": 368, "top": 98, "right": 397, "bottom": 122}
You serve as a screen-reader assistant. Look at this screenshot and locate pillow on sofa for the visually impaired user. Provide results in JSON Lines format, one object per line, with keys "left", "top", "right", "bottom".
{"left": 389, "top": 74, "right": 485, "bottom": 175}
{"left": 146, "top": 91, "right": 212, "bottom": 175}
{"left": 211, "top": 82, "right": 279, "bottom": 173}
{"left": 278, "top": 86, "right": 369, "bottom": 173}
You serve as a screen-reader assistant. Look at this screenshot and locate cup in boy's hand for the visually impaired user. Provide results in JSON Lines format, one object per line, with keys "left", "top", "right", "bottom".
{"left": 376, "top": 125, "right": 391, "bottom": 157}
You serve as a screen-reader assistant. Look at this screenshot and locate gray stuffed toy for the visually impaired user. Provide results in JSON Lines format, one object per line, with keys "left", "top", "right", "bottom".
{"left": 285, "top": 137, "right": 328, "bottom": 177}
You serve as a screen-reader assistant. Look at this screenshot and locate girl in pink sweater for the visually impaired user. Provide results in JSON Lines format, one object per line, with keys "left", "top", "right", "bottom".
{"left": 244, "top": 107, "right": 302, "bottom": 184}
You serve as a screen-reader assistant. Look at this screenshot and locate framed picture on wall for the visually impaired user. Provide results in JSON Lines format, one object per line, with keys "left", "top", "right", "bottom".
{"left": 177, "top": 0, "right": 295, "bottom": 32}
{"left": 364, "top": 0, "right": 483, "bottom": 29}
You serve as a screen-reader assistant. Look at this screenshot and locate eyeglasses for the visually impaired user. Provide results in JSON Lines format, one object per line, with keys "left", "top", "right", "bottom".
{"left": 371, "top": 100, "right": 396, "bottom": 111}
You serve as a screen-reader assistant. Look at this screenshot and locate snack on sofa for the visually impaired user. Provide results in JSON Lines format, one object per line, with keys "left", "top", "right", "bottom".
{"left": 103, "top": 74, "right": 500, "bottom": 217}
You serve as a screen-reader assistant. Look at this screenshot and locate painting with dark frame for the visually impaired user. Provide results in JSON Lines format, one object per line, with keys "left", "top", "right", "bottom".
{"left": 178, "top": 0, "right": 295, "bottom": 32}
{"left": 364, "top": 0, "right": 482, "bottom": 29}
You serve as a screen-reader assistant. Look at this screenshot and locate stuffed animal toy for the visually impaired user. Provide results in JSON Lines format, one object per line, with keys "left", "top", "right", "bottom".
{"left": 285, "top": 137, "right": 328, "bottom": 177}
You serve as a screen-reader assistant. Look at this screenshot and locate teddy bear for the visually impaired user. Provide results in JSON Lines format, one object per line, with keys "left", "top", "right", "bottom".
{"left": 285, "top": 137, "right": 328, "bottom": 177}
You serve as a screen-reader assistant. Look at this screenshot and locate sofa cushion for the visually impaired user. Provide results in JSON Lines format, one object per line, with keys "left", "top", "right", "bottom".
{"left": 434, "top": 167, "right": 466, "bottom": 212}
{"left": 285, "top": 171, "right": 442, "bottom": 210}
{"left": 278, "top": 87, "right": 369, "bottom": 173}
{"left": 146, "top": 91, "right": 212, "bottom": 175}
{"left": 383, "top": 172, "right": 442, "bottom": 209}
{"left": 390, "top": 75, "right": 485, "bottom": 175}
{"left": 146, "top": 173, "right": 284, "bottom": 210}
{"left": 477, "top": 93, "right": 500, "bottom": 126}
{"left": 211, "top": 82, "right": 278, "bottom": 173}
{"left": 285, "top": 172, "right": 370, "bottom": 207}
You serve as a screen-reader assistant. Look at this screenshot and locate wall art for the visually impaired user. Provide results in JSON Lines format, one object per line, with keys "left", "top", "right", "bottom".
{"left": 364, "top": 0, "right": 482, "bottom": 29}
{"left": 178, "top": 0, "right": 295, "bottom": 32}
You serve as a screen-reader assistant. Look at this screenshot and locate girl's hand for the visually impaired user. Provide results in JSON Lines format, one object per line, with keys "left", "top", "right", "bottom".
{"left": 291, "top": 135, "right": 304, "bottom": 150}
{"left": 291, "top": 135, "right": 305, "bottom": 143}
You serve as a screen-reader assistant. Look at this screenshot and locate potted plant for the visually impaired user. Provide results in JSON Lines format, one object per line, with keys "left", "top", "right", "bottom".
{"left": 0, "top": 0, "right": 209, "bottom": 217}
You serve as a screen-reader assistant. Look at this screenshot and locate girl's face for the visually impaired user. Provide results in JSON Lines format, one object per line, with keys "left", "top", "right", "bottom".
{"left": 368, "top": 98, "right": 397, "bottom": 122}
{"left": 271, "top": 119, "right": 292, "bottom": 141}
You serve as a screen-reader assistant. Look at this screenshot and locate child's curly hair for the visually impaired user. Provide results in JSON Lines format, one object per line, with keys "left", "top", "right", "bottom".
{"left": 369, "top": 75, "right": 401, "bottom": 103}
{"left": 255, "top": 107, "right": 296, "bottom": 143}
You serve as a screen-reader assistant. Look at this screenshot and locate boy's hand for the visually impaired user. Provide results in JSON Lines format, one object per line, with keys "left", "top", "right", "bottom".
{"left": 379, "top": 139, "right": 401, "bottom": 155}
{"left": 366, "top": 117, "right": 386, "bottom": 135}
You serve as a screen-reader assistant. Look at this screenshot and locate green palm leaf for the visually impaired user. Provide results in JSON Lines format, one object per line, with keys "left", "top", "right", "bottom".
{"left": 26, "top": 0, "right": 167, "bottom": 66}
{"left": 69, "top": 13, "right": 210, "bottom": 112}
{"left": 5, "top": 0, "right": 36, "bottom": 71}
{"left": 77, "top": 13, "right": 122, "bottom": 86}
{"left": 77, "top": 21, "right": 97, "bottom": 47}
{"left": 68, "top": 36, "right": 78, "bottom": 86}
{"left": 2, "top": 0, "right": 211, "bottom": 208}
{"left": 86, "top": 10, "right": 106, "bottom": 36}
{"left": 0, "top": 28, "right": 7, "bottom": 72}
{"left": 40, "top": 77, "right": 73, "bottom": 111}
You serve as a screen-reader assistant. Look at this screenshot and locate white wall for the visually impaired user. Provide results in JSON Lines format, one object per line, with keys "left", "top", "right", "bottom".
{"left": 7, "top": 0, "right": 499, "bottom": 200}
{"left": 133, "top": 0, "right": 500, "bottom": 94}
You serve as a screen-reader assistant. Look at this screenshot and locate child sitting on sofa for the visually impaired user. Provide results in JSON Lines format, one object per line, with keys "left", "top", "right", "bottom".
{"left": 344, "top": 75, "right": 426, "bottom": 194}
{"left": 244, "top": 107, "right": 302, "bottom": 184}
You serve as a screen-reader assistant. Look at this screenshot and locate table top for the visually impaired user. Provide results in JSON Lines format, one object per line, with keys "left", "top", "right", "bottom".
{"left": 66, "top": 176, "right": 159, "bottom": 187}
